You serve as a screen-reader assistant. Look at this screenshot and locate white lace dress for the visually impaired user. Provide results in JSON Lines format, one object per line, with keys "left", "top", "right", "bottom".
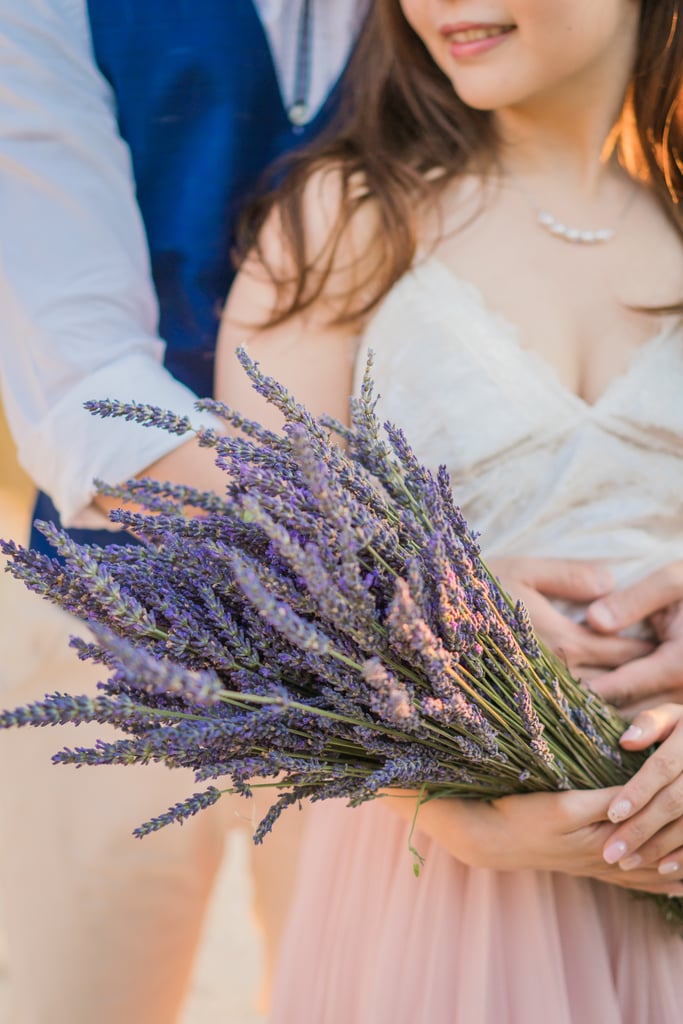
{"left": 268, "top": 256, "right": 683, "bottom": 1024}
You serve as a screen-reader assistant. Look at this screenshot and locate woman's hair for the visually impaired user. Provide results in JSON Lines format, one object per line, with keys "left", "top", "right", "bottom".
{"left": 237, "top": 0, "right": 683, "bottom": 326}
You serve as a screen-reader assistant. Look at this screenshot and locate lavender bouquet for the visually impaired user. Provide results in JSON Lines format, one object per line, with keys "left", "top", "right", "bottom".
{"left": 2, "top": 350, "right": 680, "bottom": 928}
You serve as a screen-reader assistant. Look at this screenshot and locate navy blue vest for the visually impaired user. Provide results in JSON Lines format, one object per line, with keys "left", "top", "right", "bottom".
{"left": 32, "top": 0, "right": 349, "bottom": 552}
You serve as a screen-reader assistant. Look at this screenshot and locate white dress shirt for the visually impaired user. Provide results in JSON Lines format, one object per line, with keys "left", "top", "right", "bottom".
{"left": 0, "top": 0, "right": 368, "bottom": 528}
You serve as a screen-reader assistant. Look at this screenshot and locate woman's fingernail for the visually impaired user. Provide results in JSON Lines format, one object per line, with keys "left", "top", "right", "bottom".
{"left": 659, "top": 861, "right": 680, "bottom": 876}
{"left": 608, "top": 799, "right": 633, "bottom": 823}
{"left": 620, "top": 726, "right": 643, "bottom": 743}
{"left": 604, "top": 840, "right": 628, "bottom": 864}
{"left": 619, "top": 853, "right": 642, "bottom": 871}
{"left": 589, "top": 602, "right": 616, "bottom": 629}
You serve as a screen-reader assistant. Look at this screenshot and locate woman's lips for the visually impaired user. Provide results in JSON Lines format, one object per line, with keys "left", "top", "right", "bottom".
{"left": 441, "top": 23, "right": 516, "bottom": 59}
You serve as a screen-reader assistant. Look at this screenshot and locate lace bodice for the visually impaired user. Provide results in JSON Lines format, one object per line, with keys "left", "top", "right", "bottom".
{"left": 354, "top": 256, "right": 683, "bottom": 588}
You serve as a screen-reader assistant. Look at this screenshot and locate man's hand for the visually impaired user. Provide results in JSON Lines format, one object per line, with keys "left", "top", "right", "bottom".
{"left": 490, "top": 557, "right": 652, "bottom": 678}
{"left": 586, "top": 562, "right": 683, "bottom": 713}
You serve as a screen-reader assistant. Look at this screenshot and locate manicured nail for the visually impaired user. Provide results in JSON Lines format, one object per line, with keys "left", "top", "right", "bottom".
{"left": 659, "top": 861, "right": 680, "bottom": 876}
{"left": 590, "top": 602, "right": 616, "bottom": 629}
{"left": 603, "top": 840, "right": 628, "bottom": 865}
{"left": 608, "top": 799, "right": 633, "bottom": 823}
{"left": 619, "top": 854, "right": 642, "bottom": 871}
{"left": 620, "top": 726, "right": 643, "bottom": 743}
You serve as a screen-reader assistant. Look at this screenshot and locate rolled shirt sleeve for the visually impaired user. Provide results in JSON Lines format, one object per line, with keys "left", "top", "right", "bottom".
{"left": 0, "top": 0, "right": 221, "bottom": 529}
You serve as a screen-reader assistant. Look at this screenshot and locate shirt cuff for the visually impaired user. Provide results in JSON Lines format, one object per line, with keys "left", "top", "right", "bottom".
{"left": 17, "top": 351, "right": 225, "bottom": 530}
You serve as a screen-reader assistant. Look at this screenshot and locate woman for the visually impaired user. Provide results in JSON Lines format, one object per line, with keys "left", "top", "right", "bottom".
{"left": 217, "top": 1, "right": 683, "bottom": 1020}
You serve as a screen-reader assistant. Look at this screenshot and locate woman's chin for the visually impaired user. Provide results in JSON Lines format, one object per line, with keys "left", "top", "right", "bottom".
{"left": 449, "top": 78, "right": 529, "bottom": 114}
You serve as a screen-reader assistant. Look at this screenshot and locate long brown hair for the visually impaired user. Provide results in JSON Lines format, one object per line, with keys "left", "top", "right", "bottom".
{"left": 238, "top": 0, "right": 683, "bottom": 326}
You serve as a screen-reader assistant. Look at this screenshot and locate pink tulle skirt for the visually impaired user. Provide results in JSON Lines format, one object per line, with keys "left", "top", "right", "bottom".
{"left": 269, "top": 800, "right": 683, "bottom": 1023}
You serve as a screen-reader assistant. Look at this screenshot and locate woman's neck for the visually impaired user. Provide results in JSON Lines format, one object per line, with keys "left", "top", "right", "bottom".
{"left": 495, "top": 109, "right": 628, "bottom": 198}
{"left": 493, "top": 23, "right": 638, "bottom": 196}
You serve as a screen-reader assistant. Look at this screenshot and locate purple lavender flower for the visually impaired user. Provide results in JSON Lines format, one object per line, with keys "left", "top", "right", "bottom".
{"left": 133, "top": 788, "right": 223, "bottom": 837}
{"left": 3, "top": 349, "right": 673, "bottom": 926}
{"left": 361, "top": 657, "right": 417, "bottom": 728}
{"left": 84, "top": 398, "right": 195, "bottom": 436}
{"left": 0, "top": 692, "right": 148, "bottom": 731}
{"left": 229, "top": 550, "right": 332, "bottom": 655}
{"left": 512, "top": 682, "right": 556, "bottom": 770}
{"left": 91, "top": 627, "right": 225, "bottom": 706}
{"left": 513, "top": 599, "right": 541, "bottom": 659}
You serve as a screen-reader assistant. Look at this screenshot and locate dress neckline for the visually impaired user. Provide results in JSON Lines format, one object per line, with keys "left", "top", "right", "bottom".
{"left": 416, "top": 254, "right": 681, "bottom": 413}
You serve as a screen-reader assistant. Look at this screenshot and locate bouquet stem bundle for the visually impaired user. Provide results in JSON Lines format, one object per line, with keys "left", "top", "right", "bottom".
{"left": 2, "top": 350, "right": 680, "bottom": 928}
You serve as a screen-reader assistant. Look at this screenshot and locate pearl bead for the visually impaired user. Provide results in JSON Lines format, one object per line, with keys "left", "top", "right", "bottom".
{"left": 535, "top": 209, "right": 617, "bottom": 245}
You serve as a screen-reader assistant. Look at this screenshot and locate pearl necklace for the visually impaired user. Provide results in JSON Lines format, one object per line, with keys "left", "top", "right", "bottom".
{"left": 512, "top": 177, "right": 639, "bottom": 246}
{"left": 535, "top": 209, "right": 617, "bottom": 244}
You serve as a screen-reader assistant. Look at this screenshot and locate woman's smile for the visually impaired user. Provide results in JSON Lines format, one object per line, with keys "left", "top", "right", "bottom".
{"left": 440, "top": 21, "right": 516, "bottom": 59}
{"left": 402, "top": 1, "right": 641, "bottom": 115}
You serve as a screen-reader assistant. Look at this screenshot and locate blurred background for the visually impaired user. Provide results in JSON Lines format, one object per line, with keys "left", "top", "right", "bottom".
{"left": 0, "top": 400, "right": 25, "bottom": 1021}
{"left": 0, "top": 400, "right": 33, "bottom": 547}
{"left": 0, "top": 397, "right": 263, "bottom": 1022}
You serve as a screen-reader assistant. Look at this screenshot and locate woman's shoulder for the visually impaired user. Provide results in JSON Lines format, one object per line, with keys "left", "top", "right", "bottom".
{"left": 299, "top": 161, "right": 378, "bottom": 245}
{"left": 244, "top": 160, "right": 387, "bottom": 327}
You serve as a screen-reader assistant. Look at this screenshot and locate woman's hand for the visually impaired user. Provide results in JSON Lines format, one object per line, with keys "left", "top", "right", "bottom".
{"left": 587, "top": 562, "right": 683, "bottom": 712}
{"left": 383, "top": 784, "right": 683, "bottom": 895}
{"left": 489, "top": 557, "right": 653, "bottom": 679}
{"left": 599, "top": 704, "right": 683, "bottom": 880}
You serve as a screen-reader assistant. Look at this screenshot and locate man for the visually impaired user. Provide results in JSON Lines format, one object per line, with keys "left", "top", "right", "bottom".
{"left": 0, "top": 2, "right": 368, "bottom": 1020}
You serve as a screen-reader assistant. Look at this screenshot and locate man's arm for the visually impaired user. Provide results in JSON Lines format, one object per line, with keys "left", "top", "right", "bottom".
{"left": 0, "top": 0, "right": 220, "bottom": 528}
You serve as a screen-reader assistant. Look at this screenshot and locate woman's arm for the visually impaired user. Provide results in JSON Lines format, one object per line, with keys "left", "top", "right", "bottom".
{"left": 215, "top": 258, "right": 358, "bottom": 436}
{"left": 215, "top": 169, "right": 374, "bottom": 428}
